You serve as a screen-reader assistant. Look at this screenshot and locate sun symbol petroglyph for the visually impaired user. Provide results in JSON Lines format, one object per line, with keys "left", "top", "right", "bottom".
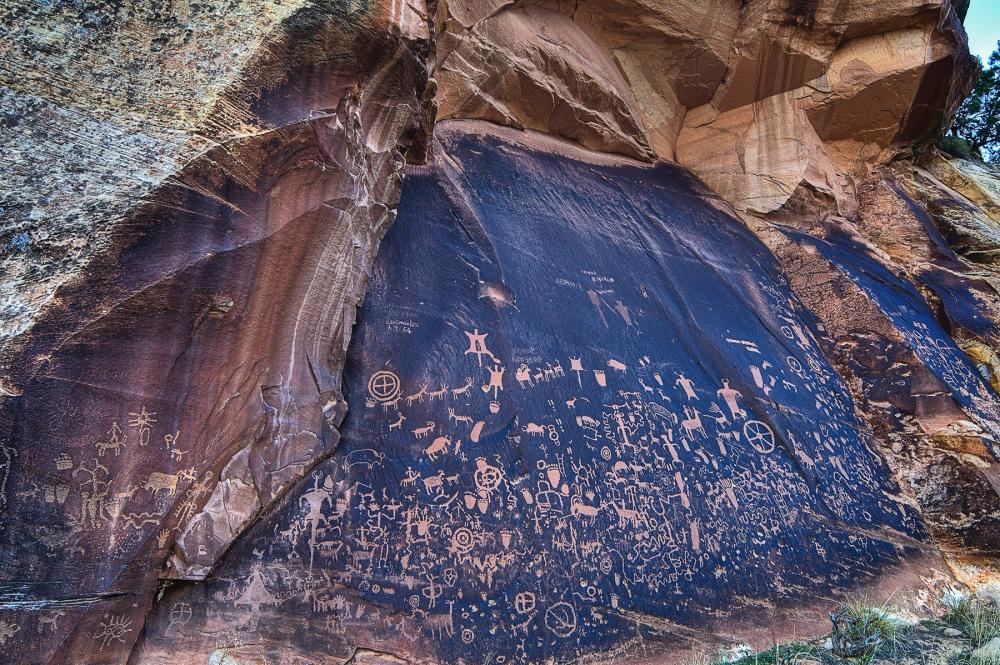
{"left": 94, "top": 614, "right": 132, "bottom": 648}
{"left": 451, "top": 527, "right": 475, "bottom": 554}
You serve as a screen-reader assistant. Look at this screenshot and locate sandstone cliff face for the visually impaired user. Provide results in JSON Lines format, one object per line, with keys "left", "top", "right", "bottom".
{"left": 0, "top": 1, "right": 433, "bottom": 662}
{"left": 1, "top": 1, "right": 999, "bottom": 664}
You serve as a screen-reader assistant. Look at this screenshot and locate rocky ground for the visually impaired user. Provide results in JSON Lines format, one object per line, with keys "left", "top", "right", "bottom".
{"left": 717, "top": 619, "right": 972, "bottom": 665}
{"left": 712, "top": 591, "right": 1000, "bottom": 665}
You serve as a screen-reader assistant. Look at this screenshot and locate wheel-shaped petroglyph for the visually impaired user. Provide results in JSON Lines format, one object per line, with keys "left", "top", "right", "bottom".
{"left": 368, "top": 370, "right": 401, "bottom": 402}
{"left": 743, "top": 419, "right": 775, "bottom": 454}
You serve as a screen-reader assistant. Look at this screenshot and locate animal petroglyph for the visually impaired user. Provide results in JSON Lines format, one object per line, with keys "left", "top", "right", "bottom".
{"left": 412, "top": 422, "right": 436, "bottom": 439}
{"left": 424, "top": 436, "right": 453, "bottom": 461}
{"left": 141, "top": 472, "right": 181, "bottom": 496}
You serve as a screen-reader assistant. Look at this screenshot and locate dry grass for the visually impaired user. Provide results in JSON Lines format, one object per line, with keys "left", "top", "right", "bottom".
{"left": 831, "top": 598, "right": 914, "bottom": 663}
{"left": 711, "top": 642, "right": 820, "bottom": 664}
{"left": 943, "top": 594, "right": 1000, "bottom": 648}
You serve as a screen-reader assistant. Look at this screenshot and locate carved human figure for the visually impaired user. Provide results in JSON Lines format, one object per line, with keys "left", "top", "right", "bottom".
{"left": 482, "top": 364, "right": 506, "bottom": 398}
{"left": 127, "top": 406, "right": 157, "bottom": 447}
{"left": 716, "top": 379, "right": 746, "bottom": 419}
{"left": 464, "top": 329, "right": 497, "bottom": 366}
{"left": 675, "top": 373, "right": 696, "bottom": 400}
{"left": 300, "top": 473, "right": 335, "bottom": 567}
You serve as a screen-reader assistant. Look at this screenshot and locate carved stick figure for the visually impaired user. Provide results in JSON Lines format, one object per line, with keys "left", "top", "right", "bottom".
{"left": 127, "top": 406, "right": 157, "bottom": 447}
{"left": 482, "top": 364, "right": 505, "bottom": 399}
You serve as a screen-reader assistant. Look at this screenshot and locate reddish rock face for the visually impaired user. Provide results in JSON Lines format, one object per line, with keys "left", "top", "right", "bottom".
{"left": 0, "top": 2, "right": 433, "bottom": 663}
{"left": 1, "top": 1, "right": 999, "bottom": 663}
{"left": 131, "top": 121, "right": 952, "bottom": 664}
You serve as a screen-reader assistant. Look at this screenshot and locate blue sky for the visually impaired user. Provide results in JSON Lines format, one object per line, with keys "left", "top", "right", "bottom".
{"left": 966, "top": 0, "right": 999, "bottom": 63}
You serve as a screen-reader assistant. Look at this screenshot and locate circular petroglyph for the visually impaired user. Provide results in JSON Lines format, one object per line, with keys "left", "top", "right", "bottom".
{"left": 743, "top": 419, "right": 775, "bottom": 453}
{"left": 367, "top": 370, "right": 401, "bottom": 402}
{"left": 452, "top": 527, "right": 475, "bottom": 554}
{"left": 786, "top": 355, "right": 803, "bottom": 375}
{"left": 807, "top": 354, "right": 823, "bottom": 373}
{"left": 544, "top": 602, "right": 577, "bottom": 637}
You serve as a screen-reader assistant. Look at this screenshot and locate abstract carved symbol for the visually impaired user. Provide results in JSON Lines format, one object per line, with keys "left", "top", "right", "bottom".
{"left": 0, "top": 619, "right": 19, "bottom": 645}
{"left": 451, "top": 528, "right": 475, "bottom": 554}
{"left": 94, "top": 613, "right": 132, "bottom": 648}
{"left": 544, "top": 602, "right": 577, "bottom": 637}
{"left": 368, "top": 370, "right": 401, "bottom": 403}
{"left": 473, "top": 458, "right": 502, "bottom": 493}
{"left": 167, "top": 602, "right": 192, "bottom": 631}
{"left": 743, "top": 420, "right": 775, "bottom": 454}
{"left": 514, "top": 591, "right": 536, "bottom": 614}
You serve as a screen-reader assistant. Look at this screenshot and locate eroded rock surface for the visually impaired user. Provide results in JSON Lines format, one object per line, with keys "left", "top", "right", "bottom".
{"left": 135, "top": 121, "right": 940, "bottom": 663}
{"left": 2, "top": 0, "right": 1000, "bottom": 663}
{"left": 0, "top": 1, "right": 433, "bottom": 662}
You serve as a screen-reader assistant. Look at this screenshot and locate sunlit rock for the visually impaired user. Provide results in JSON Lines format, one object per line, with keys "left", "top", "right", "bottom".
{"left": 1, "top": 0, "right": 999, "bottom": 663}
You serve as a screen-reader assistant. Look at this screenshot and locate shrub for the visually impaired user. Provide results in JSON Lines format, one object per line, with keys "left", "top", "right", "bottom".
{"left": 943, "top": 593, "right": 1000, "bottom": 647}
{"left": 830, "top": 599, "right": 913, "bottom": 662}
{"left": 713, "top": 642, "right": 818, "bottom": 665}
{"left": 939, "top": 134, "right": 977, "bottom": 160}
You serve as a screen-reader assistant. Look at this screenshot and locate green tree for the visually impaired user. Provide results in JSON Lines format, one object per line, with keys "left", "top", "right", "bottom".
{"left": 949, "top": 40, "right": 1000, "bottom": 161}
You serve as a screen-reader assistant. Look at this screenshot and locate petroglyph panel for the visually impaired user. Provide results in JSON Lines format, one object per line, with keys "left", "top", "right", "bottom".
{"left": 137, "top": 125, "right": 931, "bottom": 663}
{"left": 783, "top": 228, "right": 1000, "bottom": 448}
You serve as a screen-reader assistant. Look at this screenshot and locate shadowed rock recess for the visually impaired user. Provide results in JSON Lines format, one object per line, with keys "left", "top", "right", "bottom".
{"left": 1, "top": 0, "right": 1000, "bottom": 663}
